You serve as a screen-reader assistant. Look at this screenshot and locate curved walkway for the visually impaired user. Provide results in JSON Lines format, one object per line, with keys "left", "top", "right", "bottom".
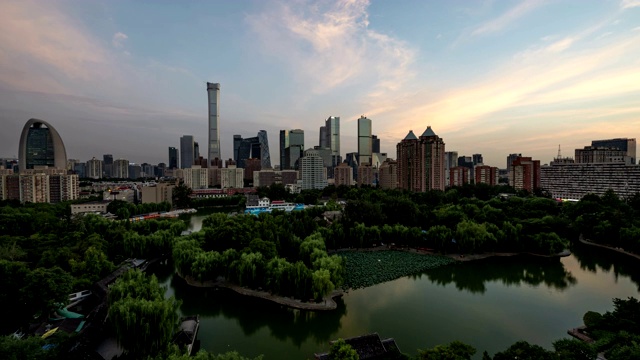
{"left": 178, "top": 273, "right": 344, "bottom": 311}
{"left": 579, "top": 236, "right": 640, "bottom": 261}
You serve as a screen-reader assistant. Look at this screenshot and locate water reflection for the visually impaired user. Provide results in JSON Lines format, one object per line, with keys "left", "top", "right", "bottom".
{"left": 417, "top": 256, "right": 578, "bottom": 294}
{"left": 168, "top": 270, "right": 347, "bottom": 346}
{"left": 572, "top": 242, "right": 640, "bottom": 291}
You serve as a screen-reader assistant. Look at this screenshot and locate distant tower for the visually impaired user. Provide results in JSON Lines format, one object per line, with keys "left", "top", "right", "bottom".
{"left": 207, "top": 82, "right": 221, "bottom": 163}
{"left": 357, "top": 115, "right": 372, "bottom": 165}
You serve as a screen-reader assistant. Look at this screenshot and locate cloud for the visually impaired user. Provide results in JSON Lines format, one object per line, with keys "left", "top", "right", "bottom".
{"left": 246, "top": 0, "right": 415, "bottom": 96}
{"left": 621, "top": 0, "right": 640, "bottom": 9}
{"left": 112, "top": 32, "right": 128, "bottom": 48}
{"left": 0, "top": 0, "right": 111, "bottom": 91}
{"left": 471, "top": 0, "right": 543, "bottom": 36}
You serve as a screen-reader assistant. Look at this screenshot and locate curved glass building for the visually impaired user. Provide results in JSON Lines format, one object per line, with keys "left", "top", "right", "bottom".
{"left": 18, "top": 118, "right": 68, "bottom": 171}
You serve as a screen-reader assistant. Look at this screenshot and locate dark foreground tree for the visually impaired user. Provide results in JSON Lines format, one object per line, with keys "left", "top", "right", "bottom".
{"left": 329, "top": 338, "right": 359, "bottom": 360}
{"left": 418, "top": 340, "right": 476, "bottom": 359}
{"left": 108, "top": 269, "right": 180, "bottom": 357}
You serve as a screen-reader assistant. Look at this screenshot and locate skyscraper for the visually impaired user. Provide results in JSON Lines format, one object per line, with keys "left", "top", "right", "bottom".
{"left": 113, "top": 159, "right": 130, "bottom": 179}
{"left": 357, "top": 116, "right": 372, "bottom": 165}
{"left": 372, "top": 135, "right": 380, "bottom": 153}
{"left": 18, "top": 119, "right": 67, "bottom": 171}
{"left": 103, "top": 154, "right": 113, "bottom": 178}
{"left": 280, "top": 130, "right": 289, "bottom": 169}
{"left": 180, "top": 135, "right": 194, "bottom": 169}
{"left": 472, "top": 153, "right": 483, "bottom": 165}
{"left": 507, "top": 153, "right": 522, "bottom": 174}
{"left": 326, "top": 116, "right": 340, "bottom": 165}
{"left": 168, "top": 147, "right": 179, "bottom": 169}
{"left": 194, "top": 141, "right": 200, "bottom": 163}
{"left": 396, "top": 126, "right": 445, "bottom": 192}
{"left": 234, "top": 131, "right": 272, "bottom": 169}
{"left": 207, "top": 82, "right": 221, "bottom": 163}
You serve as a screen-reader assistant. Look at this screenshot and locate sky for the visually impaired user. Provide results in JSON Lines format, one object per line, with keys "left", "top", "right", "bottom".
{"left": 1, "top": 0, "right": 639, "bottom": 168}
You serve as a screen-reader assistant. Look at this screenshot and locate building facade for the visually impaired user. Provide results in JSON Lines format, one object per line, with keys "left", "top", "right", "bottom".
{"left": 169, "top": 147, "right": 179, "bottom": 169}
{"left": 113, "top": 159, "right": 130, "bottom": 179}
{"left": 474, "top": 165, "right": 499, "bottom": 186}
{"left": 396, "top": 127, "right": 445, "bottom": 192}
{"left": 334, "top": 162, "right": 353, "bottom": 187}
{"left": 357, "top": 116, "right": 372, "bottom": 165}
{"left": 575, "top": 146, "right": 629, "bottom": 164}
{"left": 207, "top": 82, "right": 221, "bottom": 162}
{"left": 357, "top": 163, "right": 374, "bottom": 187}
{"left": 509, "top": 156, "right": 541, "bottom": 191}
{"left": 379, "top": 159, "right": 398, "bottom": 190}
{"left": 541, "top": 163, "right": 640, "bottom": 200}
{"left": 86, "top": 157, "right": 103, "bottom": 179}
{"left": 180, "top": 135, "right": 194, "bottom": 169}
{"left": 220, "top": 166, "right": 244, "bottom": 189}
{"left": 183, "top": 165, "right": 209, "bottom": 189}
{"left": 300, "top": 155, "right": 327, "bottom": 190}
{"left": 18, "top": 119, "right": 68, "bottom": 171}
{"left": 450, "top": 166, "right": 471, "bottom": 187}
{"left": 591, "top": 138, "right": 636, "bottom": 164}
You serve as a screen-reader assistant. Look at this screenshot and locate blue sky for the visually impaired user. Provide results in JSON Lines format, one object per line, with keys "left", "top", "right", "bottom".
{"left": 1, "top": 0, "right": 639, "bottom": 168}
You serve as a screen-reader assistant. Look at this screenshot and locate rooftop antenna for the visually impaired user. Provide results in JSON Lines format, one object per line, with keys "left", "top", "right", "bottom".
{"left": 557, "top": 144, "right": 562, "bottom": 159}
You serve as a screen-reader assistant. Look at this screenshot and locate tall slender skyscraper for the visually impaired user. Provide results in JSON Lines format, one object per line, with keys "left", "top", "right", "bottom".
{"left": 357, "top": 116, "right": 372, "bottom": 165}
{"left": 280, "top": 130, "right": 289, "bottom": 168}
{"left": 207, "top": 82, "right": 221, "bottom": 163}
{"left": 168, "top": 147, "right": 179, "bottom": 169}
{"left": 180, "top": 135, "right": 194, "bottom": 169}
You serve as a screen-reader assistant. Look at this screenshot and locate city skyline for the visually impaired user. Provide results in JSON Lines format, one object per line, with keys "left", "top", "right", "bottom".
{"left": 1, "top": 1, "right": 639, "bottom": 167}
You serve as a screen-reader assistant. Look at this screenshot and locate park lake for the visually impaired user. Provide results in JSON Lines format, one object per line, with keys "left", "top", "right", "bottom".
{"left": 150, "top": 212, "right": 640, "bottom": 359}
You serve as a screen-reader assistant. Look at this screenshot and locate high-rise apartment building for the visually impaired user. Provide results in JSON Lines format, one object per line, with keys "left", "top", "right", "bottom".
{"left": 475, "top": 165, "right": 499, "bottom": 186}
{"left": 334, "top": 162, "right": 353, "bottom": 187}
{"left": 169, "top": 147, "right": 179, "bottom": 169}
{"left": 450, "top": 166, "right": 472, "bottom": 187}
{"left": 18, "top": 119, "right": 67, "bottom": 171}
{"left": 207, "top": 82, "right": 221, "bottom": 163}
{"left": 220, "top": 166, "right": 244, "bottom": 189}
{"left": 86, "top": 157, "right": 103, "bottom": 179}
{"left": 113, "top": 159, "right": 130, "bottom": 179}
{"left": 379, "top": 159, "right": 398, "bottom": 190}
{"left": 506, "top": 153, "right": 522, "bottom": 174}
{"left": 357, "top": 116, "right": 372, "bottom": 165}
{"left": 591, "top": 138, "right": 636, "bottom": 164}
{"left": 183, "top": 165, "right": 209, "bottom": 189}
{"left": 396, "top": 127, "right": 446, "bottom": 192}
{"left": 509, "top": 156, "right": 540, "bottom": 191}
{"left": 357, "top": 163, "right": 374, "bottom": 187}
{"left": 301, "top": 155, "right": 327, "bottom": 190}
{"left": 180, "top": 135, "right": 194, "bottom": 169}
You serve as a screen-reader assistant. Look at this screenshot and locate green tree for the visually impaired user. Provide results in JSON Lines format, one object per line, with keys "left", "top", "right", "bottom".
{"left": 24, "top": 266, "right": 73, "bottom": 319}
{"left": 418, "top": 340, "right": 476, "bottom": 360}
{"left": 329, "top": 339, "right": 359, "bottom": 360}
{"left": 108, "top": 269, "right": 180, "bottom": 357}
{"left": 493, "top": 341, "right": 555, "bottom": 360}
{"left": 552, "top": 338, "right": 597, "bottom": 360}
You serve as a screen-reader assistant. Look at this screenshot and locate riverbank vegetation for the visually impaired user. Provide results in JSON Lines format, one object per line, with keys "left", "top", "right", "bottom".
{"left": 341, "top": 251, "right": 456, "bottom": 289}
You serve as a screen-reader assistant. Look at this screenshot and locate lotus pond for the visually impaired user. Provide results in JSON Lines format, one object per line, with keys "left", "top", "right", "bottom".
{"left": 340, "top": 250, "right": 457, "bottom": 289}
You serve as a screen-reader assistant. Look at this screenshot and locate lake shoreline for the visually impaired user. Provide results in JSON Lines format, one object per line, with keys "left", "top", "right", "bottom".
{"left": 176, "top": 272, "right": 344, "bottom": 311}
{"left": 578, "top": 237, "right": 640, "bottom": 261}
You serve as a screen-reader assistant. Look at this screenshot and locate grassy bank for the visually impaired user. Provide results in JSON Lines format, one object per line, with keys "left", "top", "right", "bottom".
{"left": 341, "top": 250, "right": 456, "bottom": 289}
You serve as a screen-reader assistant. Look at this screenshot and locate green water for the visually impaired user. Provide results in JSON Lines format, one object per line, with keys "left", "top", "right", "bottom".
{"left": 152, "top": 213, "right": 640, "bottom": 359}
